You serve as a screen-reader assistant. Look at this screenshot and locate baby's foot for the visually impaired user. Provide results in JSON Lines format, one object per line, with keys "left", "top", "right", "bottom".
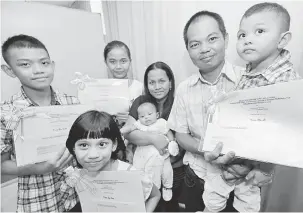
{"left": 162, "top": 187, "right": 172, "bottom": 201}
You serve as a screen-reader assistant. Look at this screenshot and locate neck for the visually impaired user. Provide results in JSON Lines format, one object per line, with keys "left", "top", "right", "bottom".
{"left": 250, "top": 51, "right": 280, "bottom": 73}
{"left": 22, "top": 86, "right": 52, "bottom": 106}
{"left": 199, "top": 60, "right": 225, "bottom": 84}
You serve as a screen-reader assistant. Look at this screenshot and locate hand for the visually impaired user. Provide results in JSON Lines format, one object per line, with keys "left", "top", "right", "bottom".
{"left": 36, "top": 146, "right": 73, "bottom": 174}
{"left": 152, "top": 134, "right": 169, "bottom": 154}
{"left": 70, "top": 72, "right": 96, "bottom": 90}
{"left": 116, "top": 112, "right": 129, "bottom": 125}
{"left": 204, "top": 142, "right": 235, "bottom": 165}
{"left": 245, "top": 168, "right": 273, "bottom": 187}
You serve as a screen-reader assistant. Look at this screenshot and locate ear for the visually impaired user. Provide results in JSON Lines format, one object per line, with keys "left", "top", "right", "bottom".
{"left": 112, "top": 139, "right": 118, "bottom": 152}
{"left": 278, "top": 31, "right": 292, "bottom": 49}
{"left": 224, "top": 33, "right": 229, "bottom": 49}
{"left": 156, "top": 112, "right": 160, "bottom": 119}
{"left": 1, "top": 64, "right": 16, "bottom": 78}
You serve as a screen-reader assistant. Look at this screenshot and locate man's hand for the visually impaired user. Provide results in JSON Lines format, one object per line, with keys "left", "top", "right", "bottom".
{"left": 245, "top": 168, "right": 273, "bottom": 187}
{"left": 34, "top": 146, "right": 73, "bottom": 174}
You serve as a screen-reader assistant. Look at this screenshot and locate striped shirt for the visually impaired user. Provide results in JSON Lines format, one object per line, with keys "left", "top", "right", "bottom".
{"left": 1, "top": 86, "right": 79, "bottom": 212}
{"left": 167, "top": 61, "right": 244, "bottom": 179}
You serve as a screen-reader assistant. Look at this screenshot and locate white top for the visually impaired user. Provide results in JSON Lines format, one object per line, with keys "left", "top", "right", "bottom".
{"left": 134, "top": 118, "right": 169, "bottom": 135}
{"left": 128, "top": 79, "right": 143, "bottom": 107}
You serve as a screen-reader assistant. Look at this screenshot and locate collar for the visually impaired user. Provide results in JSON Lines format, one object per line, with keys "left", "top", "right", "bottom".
{"left": 189, "top": 60, "right": 238, "bottom": 86}
{"left": 20, "top": 86, "right": 59, "bottom": 106}
{"left": 244, "top": 49, "right": 292, "bottom": 82}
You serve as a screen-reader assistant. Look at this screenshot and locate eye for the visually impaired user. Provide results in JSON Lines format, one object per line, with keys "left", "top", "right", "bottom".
{"left": 256, "top": 29, "right": 264, "bottom": 34}
{"left": 189, "top": 42, "right": 199, "bottom": 49}
{"left": 148, "top": 81, "right": 155, "bottom": 85}
{"left": 209, "top": 37, "right": 218, "bottom": 42}
{"left": 109, "top": 60, "right": 116, "bottom": 65}
{"left": 19, "top": 62, "right": 30, "bottom": 68}
{"left": 78, "top": 143, "right": 88, "bottom": 149}
{"left": 238, "top": 33, "right": 245, "bottom": 39}
{"left": 99, "top": 142, "right": 108, "bottom": 148}
{"left": 42, "top": 61, "right": 50, "bottom": 66}
{"left": 121, "top": 59, "right": 128, "bottom": 63}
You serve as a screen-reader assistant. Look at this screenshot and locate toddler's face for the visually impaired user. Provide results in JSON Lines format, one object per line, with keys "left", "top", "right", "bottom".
{"left": 5, "top": 47, "right": 54, "bottom": 91}
{"left": 236, "top": 11, "right": 283, "bottom": 67}
{"left": 74, "top": 138, "right": 117, "bottom": 172}
{"left": 105, "top": 47, "right": 131, "bottom": 79}
{"left": 138, "top": 104, "right": 158, "bottom": 126}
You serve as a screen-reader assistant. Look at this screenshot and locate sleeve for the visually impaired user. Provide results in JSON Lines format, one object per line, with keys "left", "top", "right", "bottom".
{"left": 167, "top": 82, "right": 190, "bottom": 134}
{"left": 276, "top": 68, "right": 301, "bottom": 83}
{"left": 1, "top": 103, "right": 14, "bottom": 154}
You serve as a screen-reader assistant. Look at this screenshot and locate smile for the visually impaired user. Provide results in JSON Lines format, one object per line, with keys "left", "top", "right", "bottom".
{"left": 200, "top": 55, "right": 214, "bottom": 61}
{"left": 243, "top": 49, "right": 255, "bottom": 54}
{"left": 32, "top": 77, "right": 48, "bottom": 81}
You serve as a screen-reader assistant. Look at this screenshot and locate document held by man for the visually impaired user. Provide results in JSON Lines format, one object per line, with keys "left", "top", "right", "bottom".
{"left": 76, "top": 170, "right": 146, "bottom": 212}
{"left": 77, "top": 79, "right": 129, "bottom": 115}
{"left": 15, "top": 105, "right": 93, "bottom": 167}
{"left": 201, "top": 80, "right": 303, "bottom": 169}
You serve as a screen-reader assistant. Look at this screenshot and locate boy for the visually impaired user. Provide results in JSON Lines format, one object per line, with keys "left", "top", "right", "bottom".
{"left": 203, "top": 2, "right": 300, "bottom": 212}
{"left": 120, "top": 102, "right": 179, "bottom": 201}
{"left": 1, "top": 34, "right": 79, "bottom": 212}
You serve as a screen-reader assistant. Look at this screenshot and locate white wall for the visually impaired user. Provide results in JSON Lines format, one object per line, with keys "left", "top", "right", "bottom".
{"left": 1, "top": 1, "right": 107, "bottom": 101}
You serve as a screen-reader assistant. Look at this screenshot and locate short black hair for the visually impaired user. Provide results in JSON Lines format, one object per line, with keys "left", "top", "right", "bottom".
{"left": 242, "top": 2, "right": 290, "bottom": 31}
{"left": 66, "top": 110, "right": 126, "bottom": 168}
{"left": 1, "top": 34, "right": 49, "bottom": 65}
{"left": 183, "top": 10, "right": 227, "bottom": 49}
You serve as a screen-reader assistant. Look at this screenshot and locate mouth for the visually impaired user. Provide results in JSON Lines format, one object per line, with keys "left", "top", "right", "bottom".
{"left": 32, "top": 77, "right": 48, "bottom": 81}
{"left": 86, "top": 160, "right": 101, "bottom": 166}
{"left": 243, "top": 49, "right": 256, "bottom": 54}
{"left": 199, "top": 55, "right": 214, "bottom": 62}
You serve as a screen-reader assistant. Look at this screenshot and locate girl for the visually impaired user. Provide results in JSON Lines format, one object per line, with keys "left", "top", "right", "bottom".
{"left": 64, "top": 110, "right": 161, "bottom": 212}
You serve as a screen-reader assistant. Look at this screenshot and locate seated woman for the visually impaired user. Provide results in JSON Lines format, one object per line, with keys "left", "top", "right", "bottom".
{"left": 63, "top": 110, "right": 161, "bottom": 212}
{"left": 124, "top": 61, "right": 185, "bottom": 212}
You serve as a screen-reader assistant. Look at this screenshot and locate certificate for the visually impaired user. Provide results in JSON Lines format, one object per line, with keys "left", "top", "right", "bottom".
{"left": 201, "top": 80, "right": 303, "bottom": 169}
{"left": 76, "top": 171, "right": 146, "bottom": 212}
{"left": 77, "top": 79, "right": 130, "bottom": 115}
{"left": 15, "top": 104, "right": 93, "bottom": 166}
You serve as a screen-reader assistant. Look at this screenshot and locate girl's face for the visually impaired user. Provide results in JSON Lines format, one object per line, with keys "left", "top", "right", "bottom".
{"left": 74, "top": 138, "right": 117, "bottom": 172}
{"left": 147, "top": 68, "right": 171, "bottom": 102}
{"left": 105, "top": 47, "right": 131, "bottom": 79}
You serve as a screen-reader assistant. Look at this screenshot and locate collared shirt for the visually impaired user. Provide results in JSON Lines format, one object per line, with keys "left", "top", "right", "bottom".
{"left": 236, "top": 49, "right": 300, "bottom": 90}
{"left": 167, "top": 61, "right": 244, "bottom": 179}
{"left": 1, "top": 86, "right": 79, "bottom": 212}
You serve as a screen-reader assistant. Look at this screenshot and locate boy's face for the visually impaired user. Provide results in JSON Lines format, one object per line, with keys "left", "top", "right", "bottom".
{"left": 4, "top": 47, "right": 54, "bottom": 91}
{"left": 138, "top": 104, "right": 158, "bottom": 126}
{"left": 186, "top": 16, "right": 227, "bottom": 74}
{"left": 237, "top": 11, "right": 283, "bottom": 66}
{"left": 74, "top": 138, "right": 117, "bottom": 172}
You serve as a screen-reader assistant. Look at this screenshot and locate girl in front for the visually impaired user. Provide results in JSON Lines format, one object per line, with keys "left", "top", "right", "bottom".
{"left": 63, "top": 110, "right": 160, "bottom": 212}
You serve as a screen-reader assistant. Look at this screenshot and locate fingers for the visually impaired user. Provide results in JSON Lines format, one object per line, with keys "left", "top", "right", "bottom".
{"left": 212, "top": 151, "right": 235, "bottom": 165}
{"left": 59, "top": 154, "right": 73, "bottom": 170}
{"left": 204, "top": 142, "right": 223, "bottom": 162}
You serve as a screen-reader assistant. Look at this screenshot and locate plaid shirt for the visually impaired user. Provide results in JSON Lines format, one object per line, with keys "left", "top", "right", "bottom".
{"left": 167, "top": 61, "right": 244, "bottom": 179}
{"left": 236, "top": 49, "right": 300, "bottom": 90}
{"left": 1, "top": 86, "right": 79, "bottom": 212}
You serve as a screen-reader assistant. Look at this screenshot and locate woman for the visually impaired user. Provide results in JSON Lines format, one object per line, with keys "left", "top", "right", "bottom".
{"left": 124, "top": 61, "right": 185, "bottom": 212}
{"left": 104, "top": 40, "right": 143, "bottom": 126}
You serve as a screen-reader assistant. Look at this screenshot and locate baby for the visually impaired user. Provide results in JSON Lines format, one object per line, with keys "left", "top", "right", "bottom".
{"left": 121, "top": 102, "right": 179, "bottom": 201}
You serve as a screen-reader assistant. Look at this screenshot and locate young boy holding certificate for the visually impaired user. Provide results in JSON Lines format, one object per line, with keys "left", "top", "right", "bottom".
{"left": 203, "top": 2, "right": 301, "bottom": 212}
{"left": 1, "top": 34, "right": 79, "bottom": 212}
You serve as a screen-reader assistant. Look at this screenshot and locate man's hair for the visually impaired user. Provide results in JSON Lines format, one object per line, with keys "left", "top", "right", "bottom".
{"left": 242, "top": 2, "right": 290, "bottom": 31}
{"left": 183, "top": 10, "right": 227, "bottom": 49}
{"left": 2, "top": 34, "right": 49, "bottom": 65}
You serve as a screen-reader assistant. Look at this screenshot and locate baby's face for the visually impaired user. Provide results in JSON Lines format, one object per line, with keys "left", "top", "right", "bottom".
{"left": 236, "top": 11, "right": 283, "bottom": 66}
{"left": 138, "top": 104, "right": 158, "bottom": 126}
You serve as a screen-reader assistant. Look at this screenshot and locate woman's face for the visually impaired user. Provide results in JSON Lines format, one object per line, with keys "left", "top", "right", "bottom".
{"left": 105, "top": 47, "right": 131, "bottom": 79}
{"left": 147, "top": 68, "right": 171, "bottom": 102}
{"left": 74, "top": 138, "right": 117, "bottom": 172}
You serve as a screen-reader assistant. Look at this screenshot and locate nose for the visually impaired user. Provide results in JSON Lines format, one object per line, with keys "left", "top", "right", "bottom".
{"left": 243, "top": 34, "right": 253, "bottom": 45}
{"left": 32, "top": 63, "right": 44, "bottom": 74}
{"left": 87, "top": 147, "right": 99, "bottom": 159}
{"left": 115, "top": 61, "right": 122, "bottom": 69}
{"left": 199, "top": 42, "right": 211, "bottom": 53}
{"left": 154, "top": 82, "right": 161, "bottom": 90}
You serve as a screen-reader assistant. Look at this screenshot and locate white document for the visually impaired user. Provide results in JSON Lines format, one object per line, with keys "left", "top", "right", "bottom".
{"left": 77, "top": 171, "right": 146, "bottom": 212}
{"left": 201, "top": 80, "right": 303, "bottom": 169}
{"left": 15, "top": 105, "right": 94, "bottom": 166}
{"left": 77, "top": 79, "right": 129, "bottom": 115}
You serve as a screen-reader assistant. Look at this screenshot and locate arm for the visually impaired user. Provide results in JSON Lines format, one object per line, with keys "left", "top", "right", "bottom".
{"left": 1, "top": 146, "right": 72, "bottom": 176}
{"left": 175, "top": 132, "right": 201, "bottom": 155}
{"left": 145, "top": 184, "right": 161, "bottom": 212}
{"left": 124, "top": 116, "right": 168, "bottom": 150}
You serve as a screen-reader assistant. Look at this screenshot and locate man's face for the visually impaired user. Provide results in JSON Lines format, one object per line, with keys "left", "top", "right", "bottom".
{"left": 236, "top": 11, "right": 283, "bottom": 67}
{"left": 186, "top": 16, "right": 227, "bottom": 74}
{"left": 5, "top": 47, "right": 54, "bottom": 91}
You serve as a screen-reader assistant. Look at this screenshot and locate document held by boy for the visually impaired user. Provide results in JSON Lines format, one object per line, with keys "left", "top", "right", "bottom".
{"left": 201, "top": 80, "right": 303, "bottom": 169}
{"left": 15, "top": 105, "right": 94, "bottom": 167}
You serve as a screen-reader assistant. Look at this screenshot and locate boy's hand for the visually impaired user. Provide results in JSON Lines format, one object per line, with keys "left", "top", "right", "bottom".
{"left": 36, "top": 146, "right": 72, "bottom": 174}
